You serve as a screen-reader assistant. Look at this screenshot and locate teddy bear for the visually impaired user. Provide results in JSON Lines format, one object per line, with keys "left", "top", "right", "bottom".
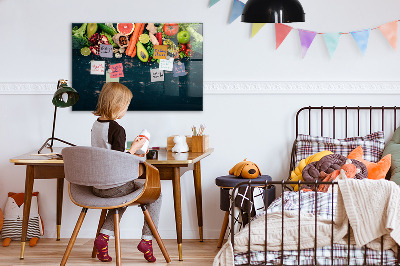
{"left": 172, "top": 135, "right": 189, "bottom": 153}
{"left": 229, "top": 159, "right": 261, "bottom": 179}
{"left": 1, "top": 192, "right": 43, "bottom": 247}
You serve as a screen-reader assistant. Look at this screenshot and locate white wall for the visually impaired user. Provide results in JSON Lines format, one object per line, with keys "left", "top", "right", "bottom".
{"left": 1, "top": 0, "right": 400, "bottom": 239}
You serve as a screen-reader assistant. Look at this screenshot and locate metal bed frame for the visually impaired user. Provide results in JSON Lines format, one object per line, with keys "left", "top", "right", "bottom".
{"left": 230, "top": 106, "right": 400, "bottom": 266}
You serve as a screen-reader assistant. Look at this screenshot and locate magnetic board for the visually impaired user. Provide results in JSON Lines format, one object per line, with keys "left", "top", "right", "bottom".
{"left": 71, "top": 23, "right": 203, "bottom": 111}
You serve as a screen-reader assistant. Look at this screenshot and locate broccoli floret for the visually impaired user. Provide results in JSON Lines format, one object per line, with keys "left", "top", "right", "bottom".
{"left": 72, "top": 23, "right": 89, "bottom": 49}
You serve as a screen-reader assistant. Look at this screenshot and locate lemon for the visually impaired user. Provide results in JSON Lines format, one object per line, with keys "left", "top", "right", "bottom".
{"left": 139, "top": 34, "right": 150, "bottom": 44}
{"left": 80, "top": 47, "right": 91, "bottom": 56}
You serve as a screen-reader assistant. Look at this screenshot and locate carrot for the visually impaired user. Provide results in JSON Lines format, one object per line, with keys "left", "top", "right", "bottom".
{"left": 125, "top": 23, "right": 144, "bottom": 56}
{"left": 125, "top": 23, "right": 142, "bottom": 55}
{"left": 130, "top": 23, "right": 145, "bottom": 58}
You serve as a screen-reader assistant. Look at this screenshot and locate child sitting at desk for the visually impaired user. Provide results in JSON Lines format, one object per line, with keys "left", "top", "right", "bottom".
{"left": 91, "top": 82, "right": 162, "bottom": 263}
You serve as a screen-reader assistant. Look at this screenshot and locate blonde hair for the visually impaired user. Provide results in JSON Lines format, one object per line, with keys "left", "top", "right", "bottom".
{"left": 93, "top": 82, "right": 133, "bottom": 120}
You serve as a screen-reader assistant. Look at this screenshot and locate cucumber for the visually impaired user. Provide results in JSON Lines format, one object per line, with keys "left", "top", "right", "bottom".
{"left": 98, "top": 23, "right": 117, "bottom": 36}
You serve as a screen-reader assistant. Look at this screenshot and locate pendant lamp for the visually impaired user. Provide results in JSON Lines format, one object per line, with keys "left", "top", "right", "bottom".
{"left": 38, "top": 79, "right": 80, "bottom": 154}
{"left": 241, "top": 0, "right": 305, "bottom": 23}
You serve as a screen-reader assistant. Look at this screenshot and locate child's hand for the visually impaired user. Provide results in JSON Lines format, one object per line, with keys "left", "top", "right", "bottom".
{"left": 128, "top": 137, "right": 147, "bottom": 155}
{"left": 134, "top": 148, "right": 149, "bottom": 157}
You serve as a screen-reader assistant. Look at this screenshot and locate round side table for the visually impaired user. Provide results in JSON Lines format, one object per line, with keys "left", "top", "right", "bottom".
{"left": 215, "top": 175, "right": 275, "bottom": 248}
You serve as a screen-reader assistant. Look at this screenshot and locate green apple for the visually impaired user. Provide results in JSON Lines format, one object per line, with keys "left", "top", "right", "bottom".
{"left": 177, "top": 31, "right": 190, "bottom": 44}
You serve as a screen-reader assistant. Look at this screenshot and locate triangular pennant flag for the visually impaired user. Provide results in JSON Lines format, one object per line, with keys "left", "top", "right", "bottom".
{"left": 323, "top": 33, "right": 341, "bottom": 58}
{"left": 275, "top": 23, "right": 293, "bottom": 49}
{"left": 298, "top": 29, "right": 317, "bottom": 58}
{"left": 229, "top": 0, "right": 245, "bottom": 24}
{"left": 378, "top": 21, "right": 398, "bottom": 50}
{"left": 209, "top": 0, "right": 220, "bottom": 7}
{"left": 351, "top": 29, "right": 370, "bottom": 55}
{"left": 251, "top": 23, "right": 266, "bottom": 38}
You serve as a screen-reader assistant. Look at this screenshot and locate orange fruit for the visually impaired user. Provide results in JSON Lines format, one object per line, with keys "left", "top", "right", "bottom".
{"left": 117, "top": 23, "right": 135, "bottom": 35}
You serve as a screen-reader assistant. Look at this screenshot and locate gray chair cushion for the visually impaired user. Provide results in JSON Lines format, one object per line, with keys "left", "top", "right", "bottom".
{"left": 69, "top": 180, "right": 145, "bottom": 208}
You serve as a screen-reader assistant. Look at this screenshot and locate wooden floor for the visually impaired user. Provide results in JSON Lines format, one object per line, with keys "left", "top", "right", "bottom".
{"left": 0, "top": 239, "right": 221, "bottom": 265}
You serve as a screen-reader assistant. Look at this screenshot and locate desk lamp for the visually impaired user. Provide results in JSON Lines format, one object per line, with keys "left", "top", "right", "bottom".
{"left": 38, "top": 79, "right": 79, "bottom": 154}
{"left": 241, "top": 0, "right": 305, "bottom": 23}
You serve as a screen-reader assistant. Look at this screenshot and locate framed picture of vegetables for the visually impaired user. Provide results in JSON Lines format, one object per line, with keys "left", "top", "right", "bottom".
{"left": 71, "top": 23, "right": 203, "bottom": 111}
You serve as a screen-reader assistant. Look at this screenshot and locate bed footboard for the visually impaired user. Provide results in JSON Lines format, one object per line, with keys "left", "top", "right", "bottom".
{"left": 230, "top": 180, "right": 400, "bottom": 266}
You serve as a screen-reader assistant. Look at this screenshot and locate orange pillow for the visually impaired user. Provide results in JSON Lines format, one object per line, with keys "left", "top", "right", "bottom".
{"left": 347, "top": 146, "right": 391, "bottom": 180}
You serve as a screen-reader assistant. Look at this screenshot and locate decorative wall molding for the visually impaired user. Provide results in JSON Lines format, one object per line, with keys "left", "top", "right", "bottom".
{"left": 204, "top": 81, "right": 400, "bottom": 94}
{"left": 1, "top": 81, "right": 400, "bottom": 95}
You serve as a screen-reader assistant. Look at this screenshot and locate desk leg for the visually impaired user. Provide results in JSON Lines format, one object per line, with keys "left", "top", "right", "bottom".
{"left": 193, "top": 161, "right": 203, "bottom": 242}
{"left": 172, "top": 167, "right": 183, "bottom": 261}
{"left": 56, "top": 178, "right": 64, "bottom": 241}
{"left": 20, "top": 165, "right": 35, "bottom": 259}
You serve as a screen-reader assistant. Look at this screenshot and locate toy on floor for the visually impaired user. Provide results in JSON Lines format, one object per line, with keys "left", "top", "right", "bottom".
{"left": 229, "top": 159, "right": 261, "bottom": 179}
{"left": 0, "top": 208, "right": 3, "bottom": 232}
{"left": 1, "top": 192, "right": 44, "bottom": 247}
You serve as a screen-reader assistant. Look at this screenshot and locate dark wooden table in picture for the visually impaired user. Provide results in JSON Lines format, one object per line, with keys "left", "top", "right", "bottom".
{"left": 10, "top": 147, "right": 213, "bottom": 261}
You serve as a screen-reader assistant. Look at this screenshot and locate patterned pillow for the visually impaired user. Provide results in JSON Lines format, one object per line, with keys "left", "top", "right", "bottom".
{"left": 294, "top": 131, "right": 385, "bottom": 166}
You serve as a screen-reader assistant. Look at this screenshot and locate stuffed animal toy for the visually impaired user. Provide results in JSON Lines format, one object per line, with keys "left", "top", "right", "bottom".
{"left": 229, "top": 159, "right": 261, "bottom": 179}
{"left": 172, "top": 135, "right": 189, "bottom": 153}
{"left": 0, "top": 208, "right": 3, "bottom": 232}
{"left": 1, "top": 192, "right": 44, "bottom": 247}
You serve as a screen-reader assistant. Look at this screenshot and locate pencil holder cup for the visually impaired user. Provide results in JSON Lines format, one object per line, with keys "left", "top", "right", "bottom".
{"left": 191, "top": 135, "right": 209, "bottom": 153}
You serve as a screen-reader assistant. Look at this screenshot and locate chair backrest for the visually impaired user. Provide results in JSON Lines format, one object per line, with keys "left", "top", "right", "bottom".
{"left": 62, "top": 146, "right": 145, "bottom": 187}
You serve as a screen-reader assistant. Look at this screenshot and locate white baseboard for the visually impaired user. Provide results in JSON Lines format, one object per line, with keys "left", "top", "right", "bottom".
{"left": 1, "top": 81, "right": 400, "bottom": 94}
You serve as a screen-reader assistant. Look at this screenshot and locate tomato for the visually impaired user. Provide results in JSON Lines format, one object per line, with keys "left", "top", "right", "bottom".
{"left": 185, "top": 49, "right": 193, "bottom": 57}
{"left": 163, "top": 23, "right": 179, "bottom": 36}
{"left": 186, "top": 43, "right": 192, "bottom": 50}
{"left": 179, "top": 44, "right": 187, "bottom": 51}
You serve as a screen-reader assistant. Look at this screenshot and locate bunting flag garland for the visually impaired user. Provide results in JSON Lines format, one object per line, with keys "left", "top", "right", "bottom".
{"left": 275, "top": 23, "right": 293, "bottom": 49}
{"left": 378, "top": 21, "right": 398, "bottom": 50}
{"left": 207, "top": 4, "right": 400, "bottom": 57}
{"left": 251, "top": 23, "right": 266, "bottom": 38}
{"left": 351, "top": 29, "right": 370, "bottom": 55}
{"left": 229, "top": 0, "right": 245, "bottom": 24}
{"left": 323, "top": 33, "right": 341, "bottom": 58}
{"left": 209, "top": 0, "right": 220, "bottom": 7}
{"left": 298, "top": 29, "right": 317, "bottom": 58}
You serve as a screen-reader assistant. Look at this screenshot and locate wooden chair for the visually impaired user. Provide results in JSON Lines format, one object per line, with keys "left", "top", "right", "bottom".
{"left": 60, "top": 146, "right": 171, "bottom": 265}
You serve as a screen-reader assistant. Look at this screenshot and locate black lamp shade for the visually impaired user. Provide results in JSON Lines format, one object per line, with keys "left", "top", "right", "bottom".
{"left": 52, "top": 84, "right": 79, "bottom": 108}
{"left": 241, "top": 0, "right": 305, "bottom": 23}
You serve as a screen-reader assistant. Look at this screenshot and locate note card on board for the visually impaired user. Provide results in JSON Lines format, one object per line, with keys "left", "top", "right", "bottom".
{"left": 90, "top": 61, "right": 105, "bottom": 75}
{"left": 159, "top": 58, "right": 174, "bottom": 71}
{"left": 109, "top": 63, "right": 124, "bottom": 78}
{"left": 150, "top": 69, "right": 164, "bottom": 82}
{"left": 153, "top": 45, "right": 168, "bottom": 59}
{"left": 173, "top": 62, "right": 186, "bottom": 77}
{"left": 106, "top": 71, "right": 120, "bottom": 82}
{"left": 100, "top": 44, "right": 113, "bottom": 58}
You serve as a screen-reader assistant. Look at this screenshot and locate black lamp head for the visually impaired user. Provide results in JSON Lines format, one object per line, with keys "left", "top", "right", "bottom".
{"left": 242, "top": 0, "right": 305, "bottom": 23}
{"left": 52, "top": 80, "right": 79, "bottom": 108}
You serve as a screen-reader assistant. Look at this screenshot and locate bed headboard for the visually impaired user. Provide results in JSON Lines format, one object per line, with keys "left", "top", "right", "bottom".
{"left": 290, "top": 106, "right": 400, "bottom": 179}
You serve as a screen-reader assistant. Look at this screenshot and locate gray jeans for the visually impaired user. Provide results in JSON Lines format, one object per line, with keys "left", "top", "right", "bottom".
{"left": 92, "top": 180, "right": 162, "bottom": 240}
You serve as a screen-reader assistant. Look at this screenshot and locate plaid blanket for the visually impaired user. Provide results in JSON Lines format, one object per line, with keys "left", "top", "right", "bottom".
{"left": 234, "top": 191, "right": 397, "bottom": 265}
{"left": 234, "top": 244, "right": 397, "bottom": 265}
